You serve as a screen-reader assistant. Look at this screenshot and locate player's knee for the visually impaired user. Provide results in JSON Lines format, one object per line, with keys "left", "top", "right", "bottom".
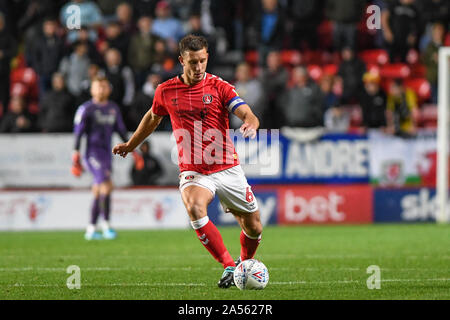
{"left": 244, "top": 213, "right": 263, "bottom": 237}
{"left": 247, "top": 223, "right": 263, "bottom": 238}
{"left": 185, "top": 200, "right": 208, "bottom": 220}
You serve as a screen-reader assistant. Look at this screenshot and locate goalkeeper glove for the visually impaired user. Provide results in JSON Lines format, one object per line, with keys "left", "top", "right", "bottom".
{"left": 132, "top": 151, "right": 145, "bottom": 171}
{"left": 71, "top": 152, "right": 83, "bottom": 177}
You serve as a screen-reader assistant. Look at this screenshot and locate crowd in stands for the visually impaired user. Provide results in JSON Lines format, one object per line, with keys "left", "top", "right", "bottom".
{"left": 0, "top": 0, "right": 448, "bottom": 138}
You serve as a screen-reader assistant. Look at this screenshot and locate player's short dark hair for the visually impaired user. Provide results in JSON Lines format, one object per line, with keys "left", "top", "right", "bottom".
{"left": 179, "top": 34, "right": 208, "bottom": 55}
{"left": 91, "top": 75, "right": 110, "bottom": 85}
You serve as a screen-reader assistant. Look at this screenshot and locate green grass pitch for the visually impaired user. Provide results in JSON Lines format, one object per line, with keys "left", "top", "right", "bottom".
{"left": 0, "top": 224, "right": 449, "bottom": 300}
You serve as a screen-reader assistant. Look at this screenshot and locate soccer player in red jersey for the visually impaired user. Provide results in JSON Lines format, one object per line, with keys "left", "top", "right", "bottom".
{"left": 113, "top": 35, "right": 263, "bottom": 288}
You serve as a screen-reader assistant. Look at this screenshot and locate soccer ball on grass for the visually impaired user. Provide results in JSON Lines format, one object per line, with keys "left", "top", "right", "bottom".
{"left": 233, "top": 259, "right": 269, "bottom": 290}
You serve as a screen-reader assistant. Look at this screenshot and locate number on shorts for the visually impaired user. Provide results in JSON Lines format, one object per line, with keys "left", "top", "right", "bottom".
{"left": 246, "top": 187, "right": 254, "bottom": 203}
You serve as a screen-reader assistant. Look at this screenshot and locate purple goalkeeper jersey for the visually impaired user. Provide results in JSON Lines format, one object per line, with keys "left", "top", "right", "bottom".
{"left": 73, "top": 100, "right": 128, "bottom": 157}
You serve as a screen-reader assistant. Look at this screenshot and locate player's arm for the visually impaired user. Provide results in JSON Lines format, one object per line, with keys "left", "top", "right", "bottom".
{"left": 112, "top": 109, "right": 163, "bottom": 158}
{"left": 233, "top": 104, "right": 260, "bottom": 139}
{"left": 72, "top": 105, "right": 88, "bottom": 177}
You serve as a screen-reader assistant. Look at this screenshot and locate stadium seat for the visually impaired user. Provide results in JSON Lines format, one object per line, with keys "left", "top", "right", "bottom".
{"left": 404, "top": 78, "right": 431, "bottom": 103}
{"left": 322, "top": 64, "right": 338, "bottom": 76}
{"left": 10, "top": 67, "right": 38, "bottom": 86}
{"left": 366, "top": 64, "right": 381, "bottom": 76}
{"left": 245, "top": 50, "right": 258, "bottom": 65}
{"left": 281, "top": 50, "right": 302, "bottom": 66}
{"left": 317, "top": 20, "right": 333, "bottom": 50}
{"left": 410, "top": 64, "right": 426, "bottom": 78}
{"left": 307, "top": 65, "right": 323, "bottom": 82}
{"left": 379, "top": 63, "right": 411, "bottom": 79}
{"left": 359, "top": 49, "right": 389, "bottom": 65}
{"left": 406, "top": 49, "right": 419, "bottom": 65}
{"left": 419, "top": 104, "right": 437, "bottom": 129}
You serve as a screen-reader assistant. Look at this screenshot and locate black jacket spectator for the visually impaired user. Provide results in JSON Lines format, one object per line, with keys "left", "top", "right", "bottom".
{"left": 39, "top": 73, "right": 75, "bottom": 132}
{"left": 359, "top": 73, "right": 388, "bottom": 129}
{"left": 288, "top": 0, "right": 323, "bottom": 50}
{"left": 382, "top": 0, "right": 420, "bottom": 62}
{"left": 29, "top": 18, "right": 64, "bottom": 94}
{"left": 259, "top": 51, "right": 289, "bottom": 128}
{"left": 131, "top": 141, "right": 163, "bottom": 186}
{"left": 0, "top": 96, "right": 37, "bottom": 133}
{"left": 325, "top": 0, "right": 364, "bottom": 50}
{"left": 337, "top": 47, "right": 366, "bottom": 104}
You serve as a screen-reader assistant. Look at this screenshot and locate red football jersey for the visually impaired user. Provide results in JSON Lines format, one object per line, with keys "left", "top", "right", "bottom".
{"left": 151, "top": 73, "right": 246, "bottom": 174}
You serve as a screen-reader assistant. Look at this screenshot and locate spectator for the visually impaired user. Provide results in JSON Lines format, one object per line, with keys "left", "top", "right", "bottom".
{"left": 96, "top": 0, "right": 120, "bottom": 18}
{"left": 128, "top": 15, "right": 162, "bottom": 87}
{"left": 0, "top": 12, "right": 16, "bottom": 113}
{"left": 230, "top": 62, "right": 265, "bottom": 129}
{"left": 191, "top": 0, "right": 240, "bottom": 50}
{"left": 129, "top": 73, "right": 162, "bottom": 129}
{"left": 115, "top": 2, "right": 136, "bottom": 34}
{"left": 131, "top": 0, "right": 158, "bottom": 18}
{"left": 321, "top": 74, "right": 348, "bottom": 132}
{"left": 259, "top": 50, "right": 289, "bottom": 128}
{"left": 250, "top": 0, "right": 285, "bottom": 66}
{"left": 59, "top": 41, "right": 91, "bottom": 97}
{"left": 279, "top": 66, "right": 324, "bottom": 128}
{"left": 417, "top": 0, "right": 449, "bottom": 51}
{"left": 76, "top": 26, "right": 103, "bottom": 66}
{"left": 386, "top": 79, "right": 420, "bottom": 137}
{"left": 359, "top": 72, "right": 388, "bottom": 132}
{"left": 320, "top": 75, "right": 339, "bottom": 111}
{"left": 29, "top": 17, "right": 64, "bottom": 96}
{"left": 39, "top": 72, "right": 75, "bottom": 132}
{"left": 288, "top": 0, "right": 322, "bottom": 50}
{"left": 0, "top": 96, "right": 37, "bottom": 133}
{"left": 77, "top": 63, "right": 101, "bottom": 105}
{"left": 150, "top": 38, "right": 181, "bottom": 80}
{"left": 131, "top": 140, "right": 164, "bottom": 186}
{"left": 422, "top": 22, "right": 445, "bottom": 104}
{"left": 185, "top": 14, "right": 216, "bottom": 70}
{"left": 103, "top": 48, "right": 135, "bottom": 113}
{"left": 325, "top": 0, "right": 364, "bottom": 51}
{"left": 152, "top": 1, "right": 185, "bottom": 52}
{"left": 381, "top": 0, "right": 419, "bottom": 63}
{"left": 337, "top": 46, "right": 366, "bottom": 104}
{"left": 99, "top": 21, "right": 130, "bottom": 63}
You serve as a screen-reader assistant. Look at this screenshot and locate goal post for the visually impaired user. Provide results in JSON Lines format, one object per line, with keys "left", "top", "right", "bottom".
{"left": 436, "top": 47, "right": 450, "bottom": 224}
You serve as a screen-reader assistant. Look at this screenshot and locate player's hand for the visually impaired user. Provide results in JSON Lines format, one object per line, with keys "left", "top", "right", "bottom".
{"left": 240, "top": 123, "right": 257, "bottom": 139}
{"left": 112, "top": 142, "right": 133, "bottom": 158}
{"left": 71, "top": 151, "right": 83, "bottom": 178}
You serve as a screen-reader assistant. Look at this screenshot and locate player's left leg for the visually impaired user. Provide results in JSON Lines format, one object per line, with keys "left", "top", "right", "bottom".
{"left": 99, "top": 180, "right": 116, "bottom": 239}
{"left": 85, "top": 184, "right": 103, "bottom": 240}
{"left": 230, "top": 209, "right": 263, "bottom": 263}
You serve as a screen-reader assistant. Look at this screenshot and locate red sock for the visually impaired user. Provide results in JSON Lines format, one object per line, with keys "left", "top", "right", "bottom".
{"left": 240, "top": 230, "right": 261, "bottom": 261}
{"left": 195, "top": 220, "right": 235, "bottom": 269}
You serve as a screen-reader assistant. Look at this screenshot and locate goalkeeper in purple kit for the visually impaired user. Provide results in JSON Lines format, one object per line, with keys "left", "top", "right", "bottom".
{"left": 72, "top": 76, "right": 128, "bottom": 240}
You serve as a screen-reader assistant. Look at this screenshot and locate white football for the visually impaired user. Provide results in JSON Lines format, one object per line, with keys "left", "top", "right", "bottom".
{"left": 233, "top": 259, "right": 269, "bottom": 290}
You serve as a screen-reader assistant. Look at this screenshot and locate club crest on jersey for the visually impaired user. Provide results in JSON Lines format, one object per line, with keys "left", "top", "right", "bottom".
{"left": 202, "top": 94, "right": 213, "bottom": 104}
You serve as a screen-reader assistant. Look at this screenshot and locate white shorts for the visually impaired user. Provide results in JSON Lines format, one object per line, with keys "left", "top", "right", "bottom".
{"left": 179, "top": 165, "right": 258, "bottom": 214}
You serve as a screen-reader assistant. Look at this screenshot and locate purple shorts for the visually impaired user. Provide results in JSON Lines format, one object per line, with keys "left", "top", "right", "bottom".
{"left": 84, "top": 152, "right": 112, "bottom": 184}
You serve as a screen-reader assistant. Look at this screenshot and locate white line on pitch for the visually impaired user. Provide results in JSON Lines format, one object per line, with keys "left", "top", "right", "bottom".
{"left": 3, "top": 278, "right": 450, "bottom": 288}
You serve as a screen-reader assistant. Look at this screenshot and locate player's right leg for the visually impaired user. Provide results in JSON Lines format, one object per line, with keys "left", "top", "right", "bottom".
{"left": 180, "top": 182, "right": 236, "bottom": 288}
